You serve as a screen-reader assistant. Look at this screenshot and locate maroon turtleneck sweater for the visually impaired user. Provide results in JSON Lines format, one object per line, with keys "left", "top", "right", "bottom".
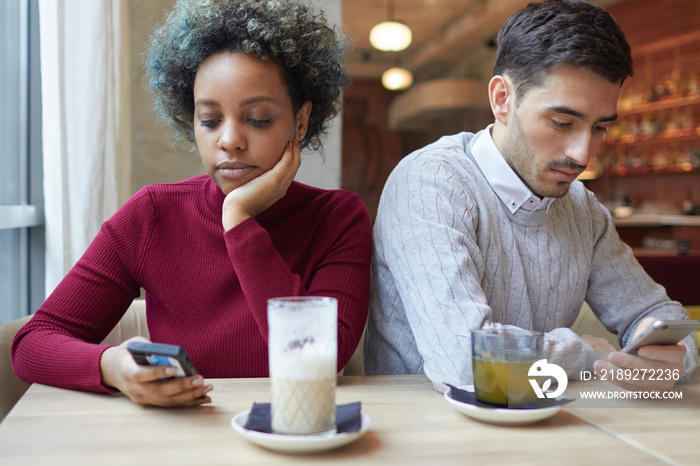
{"left": 12, "top": 175, "right": 371, "bottom": 392}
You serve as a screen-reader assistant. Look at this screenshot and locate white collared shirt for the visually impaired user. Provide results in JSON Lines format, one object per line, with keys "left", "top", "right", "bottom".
{"left": 471, "top": 125, "right": 555, "bottom": 214}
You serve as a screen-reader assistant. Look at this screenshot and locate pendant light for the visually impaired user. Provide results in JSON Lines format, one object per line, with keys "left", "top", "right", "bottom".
{"left": 369, "top": 0, "right": 413, "bottom": 52}
{"left": 382, "top": 67, "right": 414, "bottom": 91}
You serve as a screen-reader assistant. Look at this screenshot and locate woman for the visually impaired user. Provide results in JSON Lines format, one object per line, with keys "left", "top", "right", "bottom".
{"left": 12, "top": 0, "right": 370, "bottom": 407}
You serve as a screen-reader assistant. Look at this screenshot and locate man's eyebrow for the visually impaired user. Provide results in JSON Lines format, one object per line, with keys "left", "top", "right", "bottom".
{"left": 596, "top": 113, "right": 618, "bottom": 123}
{"left": 546, "top": 105, "right": 617, "bottom": 123}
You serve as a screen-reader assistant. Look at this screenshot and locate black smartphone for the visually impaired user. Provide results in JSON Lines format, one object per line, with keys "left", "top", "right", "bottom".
{"left": 621, "top": 320, "right": 700, "bottom": 353}
{"left": 127, "top": 341, "right": 199, "bottom": 377}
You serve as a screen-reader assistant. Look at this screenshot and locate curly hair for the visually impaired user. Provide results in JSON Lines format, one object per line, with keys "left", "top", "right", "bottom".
{"left": 146, "top": 0, "right": 350, "bottom": 150}
{"left": 494, "top": 0, "right": 632, "bottom": 104}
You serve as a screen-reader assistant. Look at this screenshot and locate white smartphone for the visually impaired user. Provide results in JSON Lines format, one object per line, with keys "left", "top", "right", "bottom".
{"left": 621, "top": 319, "right": 700, "bottom": 353}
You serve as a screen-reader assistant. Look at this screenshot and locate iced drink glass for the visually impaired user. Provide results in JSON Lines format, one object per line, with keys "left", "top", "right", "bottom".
{"left": 268, "top": 296, "right": 337, "bottom": 434}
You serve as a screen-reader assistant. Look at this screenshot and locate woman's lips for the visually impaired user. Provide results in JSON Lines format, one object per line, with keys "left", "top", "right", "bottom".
{"left": 217, "top": 161, "right": 256, "bottom": 179}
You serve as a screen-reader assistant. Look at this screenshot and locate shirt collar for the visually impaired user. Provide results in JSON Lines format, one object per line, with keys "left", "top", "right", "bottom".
{"left": 472, "top": 125, "right": 555, "bottom": 214}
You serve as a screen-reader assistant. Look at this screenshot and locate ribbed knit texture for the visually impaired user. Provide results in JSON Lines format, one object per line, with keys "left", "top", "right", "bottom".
{"left": 364, "top": 131, "right": 697, "bottom": 391}
{"left": 12, "top": 176, "right": 371, "bottom": 393}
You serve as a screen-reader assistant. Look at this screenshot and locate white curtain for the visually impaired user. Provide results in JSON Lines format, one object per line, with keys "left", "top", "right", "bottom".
{"left": 39, "top": 0, "right": 131, "bottom": 296}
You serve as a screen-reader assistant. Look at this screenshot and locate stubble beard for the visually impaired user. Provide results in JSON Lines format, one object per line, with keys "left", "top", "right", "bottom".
{"left": 502, "top": 112, "right": 574, "bottom": 199}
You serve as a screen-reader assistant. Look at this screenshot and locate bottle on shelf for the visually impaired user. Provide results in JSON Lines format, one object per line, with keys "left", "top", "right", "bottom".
{"left": 662, "top": 111, "right": 678, "bottom": 138}
{"left": 675, "top": 145, "right": 692, "bottom": 172}
{"left": 682, "top": 189, "right": 694, "bottom": 215}
{"left": 691, "top": 145, "right": 700, "bottom": 170}
{"left": 679, "top": 108, "right": 693, "bottom": 136}
{"left": 680, "top": 72, "right": 691, "bottom": 98}
{"left": 663, "top": 73, "right": 678, "bottom": 100}
{"left": 688, "top": 70, "right": 699, "bottom": 96}
{"left": 651, "top": 79, "right": 666, "bottom": 102}
{"left": 641, "top": 115, "right": 656, "bottom": 139}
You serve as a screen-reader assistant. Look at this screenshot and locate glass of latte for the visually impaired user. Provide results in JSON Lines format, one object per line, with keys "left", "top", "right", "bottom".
{"left": 267, "top": 297, "right": 337, "bottom": 435}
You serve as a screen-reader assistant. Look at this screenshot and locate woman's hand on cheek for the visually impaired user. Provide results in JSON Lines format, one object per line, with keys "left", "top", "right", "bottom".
{"left": 221, "top": 139, "right": 301, "bottom": 230}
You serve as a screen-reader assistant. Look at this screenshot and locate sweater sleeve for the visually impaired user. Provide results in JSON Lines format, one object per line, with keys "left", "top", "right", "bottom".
{"left": 11, "top": 190, "right": 152, "bottom": 392}
{"left": 372, "top": 156, "right": 511, "bottom": 390}
{"left": 583, "top": 193, "right": 698, "bottom": 381}
{"left": 223, "top": 193, "right": 371, "bottom": 370}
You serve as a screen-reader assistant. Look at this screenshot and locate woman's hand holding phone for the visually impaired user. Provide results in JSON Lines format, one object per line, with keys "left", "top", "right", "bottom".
{"left": 222, "top": 138, "right": 301, "bottom": 230}
{"left": 99, "top": 337, "right": 213, "bottom": 407}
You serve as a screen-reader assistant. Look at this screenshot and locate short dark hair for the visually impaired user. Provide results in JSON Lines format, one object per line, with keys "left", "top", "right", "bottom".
{"left": 494, "top": 0, "right": 632, "bottom": 103}
{"left": 146, "top": 0, "right": 350, "bottom": 151}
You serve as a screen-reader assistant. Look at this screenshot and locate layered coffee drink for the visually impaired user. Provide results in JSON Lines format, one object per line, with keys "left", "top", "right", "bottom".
{"left": 267, "top": 296, "right": 338, "bottom": 435}
{"left": 270, "top": 343, "right": 336, "bottom": 434}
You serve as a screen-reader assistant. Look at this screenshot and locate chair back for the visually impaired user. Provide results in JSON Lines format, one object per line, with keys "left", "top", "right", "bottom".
{"left": 571, "top": 302, "right": 620, "bottom": 349}
{"left": 0, "top": 315, "right": 32, "bottom": 422}
{"left": 0, "top": 300, "right": 148, "bottom": 423}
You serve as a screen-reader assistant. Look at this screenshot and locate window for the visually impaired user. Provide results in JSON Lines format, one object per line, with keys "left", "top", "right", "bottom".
{"left": 0, "top": 0, "right": 43, "bottom": 324}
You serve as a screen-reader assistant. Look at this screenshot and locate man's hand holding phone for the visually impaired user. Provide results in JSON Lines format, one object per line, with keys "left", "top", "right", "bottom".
{"left": 99, "top": 337, "right": 213, "bottom": 407}
{"left": 592, "top": 317, "right": 698, "bottom": 391}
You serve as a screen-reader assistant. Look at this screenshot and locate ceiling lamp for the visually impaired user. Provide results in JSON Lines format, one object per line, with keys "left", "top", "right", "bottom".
{"left": 382, "top": 67, "right": 414, "bottom": 91}
{"left": 369, "top": 1, "right": 412, "bottom": 52}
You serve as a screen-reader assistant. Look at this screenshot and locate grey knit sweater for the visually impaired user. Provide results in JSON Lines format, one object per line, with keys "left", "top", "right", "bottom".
{"left": 364, "top": 130, "right": 697, "bottom": 391}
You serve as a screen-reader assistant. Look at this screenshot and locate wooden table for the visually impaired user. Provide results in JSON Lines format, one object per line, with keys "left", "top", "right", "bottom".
{"left": 1, "top": 373, "right": 698, "bottom": 465}
{"left": 564, "top": 369, "right": 700, "bottom": 465}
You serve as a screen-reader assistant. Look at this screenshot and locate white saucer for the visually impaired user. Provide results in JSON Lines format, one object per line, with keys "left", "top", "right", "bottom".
{"left": 444, "top": 385, "right": 562, "bottom": 426}
{"left": 231, "top": 410, "right": 371, "bottom": 454}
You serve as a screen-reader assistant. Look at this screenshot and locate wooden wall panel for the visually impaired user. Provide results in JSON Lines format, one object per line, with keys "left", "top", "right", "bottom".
{"left": 606, "top": 0, "right": 700, "bottom": 49}
{"left": 341, "top": 80, "right": 416, "bottom": 220}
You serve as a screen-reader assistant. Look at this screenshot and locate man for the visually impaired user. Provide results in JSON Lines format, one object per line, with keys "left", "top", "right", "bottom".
{"left": 364, "top": 0, "right": 697, "bottom": 392}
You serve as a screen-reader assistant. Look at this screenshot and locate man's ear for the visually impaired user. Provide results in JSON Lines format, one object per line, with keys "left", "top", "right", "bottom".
{"left": 295, "top": 101, "right": 313, "bottom": 141}
{"left": 488, "top": 75, "right": 514, "bottom": 125}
